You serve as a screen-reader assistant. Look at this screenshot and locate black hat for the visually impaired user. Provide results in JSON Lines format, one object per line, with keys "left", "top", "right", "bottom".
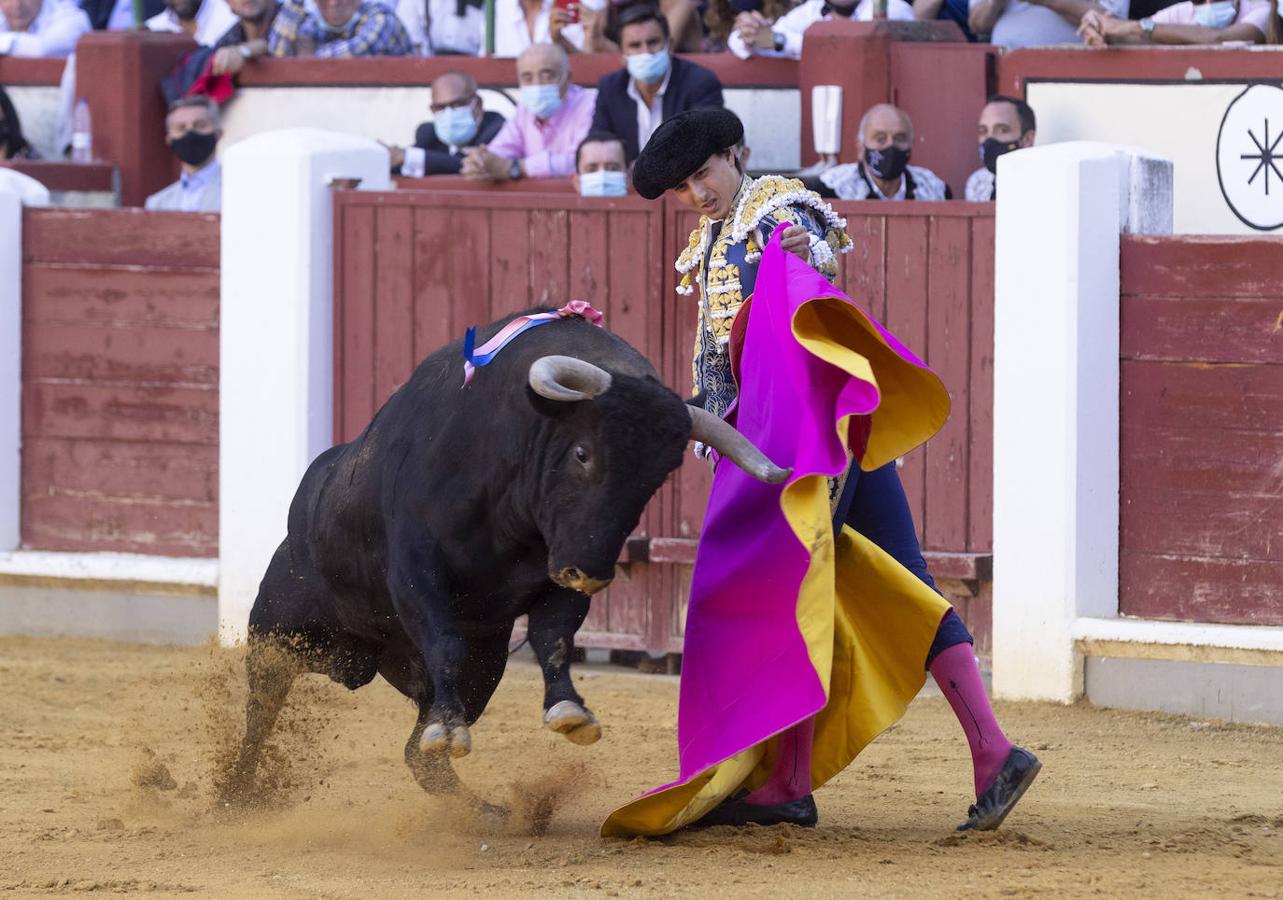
{"left": 632, "top": 108, "right": 744, "bottom": 200}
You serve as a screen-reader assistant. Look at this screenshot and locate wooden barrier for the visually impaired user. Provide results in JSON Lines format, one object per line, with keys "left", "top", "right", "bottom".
{"left": 20, "top": 208, "right": 220, "bottom": 557}
{"left": 1119, "top": 235, "right": 1283, "bottom": 627}
{"left": 333, "top": 189, "right": 995, "bottom": 651}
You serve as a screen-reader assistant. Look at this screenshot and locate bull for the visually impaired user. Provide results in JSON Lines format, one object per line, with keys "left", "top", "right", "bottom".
{"left": 223, "top": 309, "right": 785, "bottom": 807}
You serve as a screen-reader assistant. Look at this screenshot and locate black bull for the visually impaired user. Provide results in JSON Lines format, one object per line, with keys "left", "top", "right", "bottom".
{"left": 224, "top": 311, "right": 786, "bottom": 805}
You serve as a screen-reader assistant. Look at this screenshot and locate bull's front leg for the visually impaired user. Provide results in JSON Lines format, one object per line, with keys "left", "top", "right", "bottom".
{"left": 527, "top": 588, "right": 601, "bottom": 746}
{"left": 386, "top": 541, "right": 473, "bottom": 758}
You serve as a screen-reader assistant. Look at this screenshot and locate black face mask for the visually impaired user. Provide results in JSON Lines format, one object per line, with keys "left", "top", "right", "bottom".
{"left": 0, "top": 119, "right": 12, "bottom": 147}
{"left": 729, "top": 0, "right": 763, "bottom": 11}
{"left": 170, "top": 130, "right": 218, "bottom": 167}
{"left": 980, "top": 136, "right": 1020, "bottom": 174}
{"left": 822, "top": 1, "right": 857, "bottom": 16}
{"left": 864, "top": 145, "right": 909, "bottom": 182}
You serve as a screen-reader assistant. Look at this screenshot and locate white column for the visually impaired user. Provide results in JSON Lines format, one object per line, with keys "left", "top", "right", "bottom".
{"left": 991, "top": 142, "right": 1172, "bottom": 703}
{"left": 0, "top": 184, "right": 24, "bottom": 550}
{"left": 218, "top": 129, "right": 389, "bottom": 645}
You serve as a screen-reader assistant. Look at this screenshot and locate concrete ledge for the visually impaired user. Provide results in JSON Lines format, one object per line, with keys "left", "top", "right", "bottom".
{"left": 1074, "top": 616, "right": 1283, "bottom": 668}
{"left": 0, "top": 551, "right": 218, "bottom": 597}
{"left": 0, "top": 582, "right": 216, "bottom": 646}
{"left": 1085, "top": 656, "right": 1283, "bottom": 726}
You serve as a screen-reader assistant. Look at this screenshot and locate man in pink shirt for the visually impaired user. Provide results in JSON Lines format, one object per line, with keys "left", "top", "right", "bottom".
{"left": 1079, "top": 0, "right": 1271, "bottom": 44}
{"left": 462, "top": 42, "right": 596, "bottom": 181}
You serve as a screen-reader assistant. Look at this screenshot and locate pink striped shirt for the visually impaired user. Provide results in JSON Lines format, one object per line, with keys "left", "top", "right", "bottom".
{"left": 486, "top": 84, "right": 597, "bottom": 179}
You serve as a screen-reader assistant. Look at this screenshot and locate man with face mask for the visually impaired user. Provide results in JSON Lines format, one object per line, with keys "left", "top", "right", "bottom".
{"left": 818, "top": 103, "right": 950, "bottom": 201}
{"left": 1078, "top": 0, "right": 1270, "bottom": 44}
{"left": 387, "top": 72, "right": 507, "bottom": 178}
{"left": 589, "top": 4, "right": 722, "bottom": 162}
{"left": 144, "top": 0, "right": 239, "bottom": 46}
{"left": 573, "top": 130, "right": 628, "bottom": 196}
{"left": 268, "top": 0, "right": 412, "bottom": 56}
{"left": 463, "top": 42, "right": 595, "bottom": 181}
{"left": 0, "top": 0, "right": 90, "bottom": 57}
{"left": 965, "top": 95, "right": 1035, "bottom": 202}
{"left": 728, "top": 0, "right": 913, "bottom": 60}
{"left": 145, "top": 96, "right": 223, "bottom": 212}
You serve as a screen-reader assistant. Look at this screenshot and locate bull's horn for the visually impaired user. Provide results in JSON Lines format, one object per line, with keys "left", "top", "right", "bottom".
{"left": 688, "top": 406, "right": 792, "bottom": 484}
{"left": 528, "top": 355, "right": 613, "bottom": 402}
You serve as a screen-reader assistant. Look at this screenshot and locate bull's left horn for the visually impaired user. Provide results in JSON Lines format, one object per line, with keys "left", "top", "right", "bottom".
{"left": 688, "top": 406, "right": 792, "bottom": 484}
{"left": 528, "top": 356, "right": 613, "bottom": 402}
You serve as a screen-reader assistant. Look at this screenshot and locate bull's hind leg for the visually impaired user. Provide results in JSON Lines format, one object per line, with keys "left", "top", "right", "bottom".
{"left": 219, "top": 632, "right": 301, "bottom": 804}
{"left": 528, "top": 589, "right": 600, "bottom": 745}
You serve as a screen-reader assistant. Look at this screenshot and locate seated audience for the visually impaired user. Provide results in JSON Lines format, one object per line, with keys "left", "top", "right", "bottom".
{"left": 591, "top": 4, "right": 723, "bottom": 162}
{"left": 729, "top": 0, "right": 913, "bottom": 59}
{"left": 210, "top": 0, "right": 279, "bottom": 73}
{"left": 492, "top": 0, "right": 587, "bottom": 56}
{"left": 594, "top": 0, "right": 703, "bottom": 53}
{"left": 818, "top": 103, "right": 951, "bottom": 200}
{"left": 966, "top": 95, "right": 1035, "bottom": 201}
{"left": 913, "top": 0, "right": 978, "bottom": 38}
{"left": 463, "top": 42, "right": 594, "bottom": 180}
{"left": 145, "top": 96, "right": 223, "bottom": 212}
{"left": 573, "top": 129, "right": 628, "bottom": 195}
{"left": 387, "top": 72, "right": 506, "bottom": 176}
{"left": 90, "top": 0, "right": 163, "bottom": 29}
{"left": 268, "top": 0, "right": 413, "bottom": 56}
{"left": 0, "top": 85, "right": 38, "bottom": 158}
{"left": 393, "top": 0, "right": 484, "bottom": 55}
{"left": 0, "top": 0, "right": 91, "bottom": 56}
{"left": 1079, "top": 0, "right": 1271, "bottom": 43}
{"left": 968, "top": 0, "right": 1130, "bottom": 48}
{"left": 145, "top": 0, "right": 239, "bottom": 45}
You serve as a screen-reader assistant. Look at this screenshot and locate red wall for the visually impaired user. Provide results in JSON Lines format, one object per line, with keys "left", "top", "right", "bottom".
{"left": 21, "top": 209, "right": 220, "bottom": 557}
{"left": 1119, "top": 235, "right": 1283, "bottom": 626}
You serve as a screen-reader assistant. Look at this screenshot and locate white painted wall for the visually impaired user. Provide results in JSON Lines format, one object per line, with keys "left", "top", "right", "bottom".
{"left": 0, "top": 183, "right": 23, "bottom": 551}
{"left": 218, "top": 129, "right": 390, "bottom": 645}
{"left": 5, "top": 84, "right": 64, "bottom": 161}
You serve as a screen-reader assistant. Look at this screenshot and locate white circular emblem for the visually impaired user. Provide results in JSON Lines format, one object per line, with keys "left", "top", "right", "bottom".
{"left": 1216, "top": 84, "right": 1283, "bottom": 232}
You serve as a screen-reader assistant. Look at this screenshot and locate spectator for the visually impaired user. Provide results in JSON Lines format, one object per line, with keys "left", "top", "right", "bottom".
{"left": 463, "top": 42, "right": 594, "bottom": 180}
{"left": 966, "top": 95, "right": 1035, "bottom": 201}
{"left": 90, "top": 0, "right": 163, "bottom": 30}
{"left": 209, "top": 0, "right": 279, "bottom": 74}
{"left": 702, "top": 0, "right": 792, "bottom": 50}
{"left": 268, "top": 0, "right": 413, "bottom": 56}
{"left": 0, "top": 0, "right": 91, "bottom": 56}
{"left": 590, "top": 4, "right": 723, "bottom": 162}
{"left": 145, "top": 96, "right": 222, "bottom": 212}
{"left": 393, "top": 0, "right": 484, "bottom": 55}
{"left": 145, "top": 0, "right": 239, "bottom": 45}
{"left": 386, "top": 72, "right": 506, "bottom": 176}
{"left": 0, "top": 85, "right": 38, "bottom": 158}
{"left": 491, "top": 0, "right": 587, "bottom": 56}
{"left": 729, "top": 0, "right": 913, "bottom": 59}
{"left": 595, "top": 0, "right": 703, "bottom": 53}
{"left": 1271, "top": 0, "right": 1281, "bottom": 42}
{"left": 1079, "top": 0, "right": 1270, "bottom": 43}
{"left": 573, "top": 129, "right": 628, "bottom": 195}
{"left": 913, "top": 0, "right": 978, "bottom": 38}
{"left": 818, "top": 103, "right": 950, "bottom": 200}
{"left": 968, "top": 0, "right": 1129, "bottom": 48}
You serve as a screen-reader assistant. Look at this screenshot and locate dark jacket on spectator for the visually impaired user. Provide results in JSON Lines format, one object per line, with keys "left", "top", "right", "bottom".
{"left": 591, "top": 56, "right": 724, "bottom": 162}
{"left": 213, "top": 3, "right": 281, "bottom": 47}
{"left": 402, "top": 110, "right": 506, "bottom": 176}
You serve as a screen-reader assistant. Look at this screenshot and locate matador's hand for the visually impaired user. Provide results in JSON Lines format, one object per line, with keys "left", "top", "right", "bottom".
{"left": 779, "top": 225, "right": 811, "bottom": 264}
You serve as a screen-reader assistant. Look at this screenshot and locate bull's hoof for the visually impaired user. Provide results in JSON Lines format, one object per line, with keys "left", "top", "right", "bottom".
{"left": 543, "top": 700, "right": 602, "bottom": 746}
{"left": 420, "top": 722, "right": 472, "bottom": 758}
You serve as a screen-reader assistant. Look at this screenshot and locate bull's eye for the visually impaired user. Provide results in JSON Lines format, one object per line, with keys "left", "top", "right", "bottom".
{"left": 574, "top": 445, "right": 590, "bottom": 466}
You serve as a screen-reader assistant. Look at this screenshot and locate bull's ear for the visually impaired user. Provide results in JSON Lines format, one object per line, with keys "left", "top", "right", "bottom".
{"left": 528, "top": 356, "right": 613, "bottom": 402}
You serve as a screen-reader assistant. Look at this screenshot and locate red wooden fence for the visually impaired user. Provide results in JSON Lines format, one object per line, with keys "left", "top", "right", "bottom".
{"left": 20, "top": 209, "right": 220, "bottom": 557}
{"left": 334, "top": 189, "right": 995, "bottom": 652}
{"left": 1119, "top": 236, "right": 1283, "bottom": 626}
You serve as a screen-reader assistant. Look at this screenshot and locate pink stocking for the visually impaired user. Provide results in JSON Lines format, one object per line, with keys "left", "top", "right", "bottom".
{"left": 744, "top": 716, "right": 815, "bottom": 805}
{"left": 928, "top": 642, "right": 1014, "bottom": 797}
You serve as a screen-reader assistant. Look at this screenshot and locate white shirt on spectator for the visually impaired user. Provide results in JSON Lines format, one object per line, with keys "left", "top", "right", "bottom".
{"left": 144, "top": 0, "right": 240, "bottom": 47}
{"left": 820, "top": 162, "right": 950, "bottom": 201}
{"left": 628, "top": 66, "right": 670, "bottom": 152}
{"left": 145, "top": 160, "right": 223, "bottom": 212}
{"left": 395, "top": 0, "right": 487, "bottom": 55}
{"left": 728, "top": 0, "right": 913, "bottom": 60}
{"left": 1153, "top": 0, "right": 1271, "bottom": 33}
{"left": 0, "top": 0, "right": 91, "bottom": 57}
{"left": 965, "top": 167, "right": 994, "bottom": 202}
{"left": 492, "top": 0, "right": 584, "bottom": 57}
{"left": 971, "top": 0, "right": 1129, "bottom": 49}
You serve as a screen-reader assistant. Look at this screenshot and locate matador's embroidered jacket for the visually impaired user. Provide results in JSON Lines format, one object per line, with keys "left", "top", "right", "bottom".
{"left": 676, "top": 175, "right": 852, "bottom": 419}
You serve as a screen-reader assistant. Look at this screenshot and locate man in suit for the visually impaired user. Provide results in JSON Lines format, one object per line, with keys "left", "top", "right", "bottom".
{"left": 590, "top": 3, "right": 723, "bottom": 163}
{"left": 387, "top": 71, "right": 506, "bottom": 177}
{"left": 145, "top": 96, "right": 223, "bottom": 212}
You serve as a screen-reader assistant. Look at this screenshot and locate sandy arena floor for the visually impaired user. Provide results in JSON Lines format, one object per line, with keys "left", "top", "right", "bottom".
{"left": 1, "top": 634, "right": 1281, "bottom": 898}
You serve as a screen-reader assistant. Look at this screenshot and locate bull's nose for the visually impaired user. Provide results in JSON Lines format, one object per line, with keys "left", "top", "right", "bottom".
{"left": 555, "top": 566, "right": 613, "bottom": 595}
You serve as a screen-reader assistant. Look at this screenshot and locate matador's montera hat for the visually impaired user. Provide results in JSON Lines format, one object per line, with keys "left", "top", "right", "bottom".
{"left": 632, "top": 108, "right": 744, "bottom": 200}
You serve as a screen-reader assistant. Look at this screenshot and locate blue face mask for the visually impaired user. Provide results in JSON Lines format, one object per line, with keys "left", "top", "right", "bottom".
{"left": 434, "top": 104, "right": 480, "bottom": 147}
{"left": 579, "top": 169, "right": 628, "bottom": 197}
{"left": 625, "top": 49, "right": 670, "bottom": 85}
{"left": 520, "top": 83, "right": 563, "bottom": 120}
{"left": 1193, "top": 0, "right": 1237, "bottom": 27}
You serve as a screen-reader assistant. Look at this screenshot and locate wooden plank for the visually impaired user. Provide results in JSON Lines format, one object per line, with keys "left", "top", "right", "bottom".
{"left": 884, "top": 215, "right": 930, "bottom": 542}
{"left": 20, "top": 494, "right": 217, "bottom": 558}
{"left": 1119, "top": 551, "right": 1283, "bottom": 626}
{"left": 923, "top": 215, "right": 971, "bottom": 552}
{"left": 23, "top": 382, "right": 217, "bottom": 445}
{"left": 23, "top": 321, "right": 218, "bottom": 387}
{"left": 1120, "top": 235, "right": 1283, "bottom": 298}
{"left": 22, "top": 266, "right": 219, "bottom": 328}
{"left": 22, "top": 208, "right": 220, "bottom": 268}
{"left": 22, "top": 437, "right": 217, "bottom": 505}
{"left": 489, "top": 208, "right": 531, "bottom": 319}
{"left": 449, "top": 207, "right": 494, "bottom": 338}
{"left": 840, "top": 214, "right": 888, "bottom": 323}
{"left": 339, "top": 204, "right": 377, "bottom": 443}
{"left": 1121, "top": 294, "right": 1283, "bottom": 365}
{"left": 567, "top": 209, "right": 608, "bottom": 304}
{"left": 373, "top": 205, "right": 416, "bottom": 405}
{"left": 411, "top": 207, "right": 454, "bottom": 363}
{"left": 1121, "top": 360, "right": 1283, "bottom": 431}
{"left": 527, "top": 208, "right": 570, "bottom": 308}
{"left": 967, "top": 214, "right": 995, "bottom": 552}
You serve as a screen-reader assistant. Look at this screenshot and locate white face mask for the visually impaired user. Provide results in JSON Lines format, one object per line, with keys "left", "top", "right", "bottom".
{"left": 1193, "top": 0, "right": 1237, "bottom": 28}
{"left": 579, "top": 169, "right": 628, "bottom": 197}
{"left": 519, "top": 83, "right": 564, "bottom": 120}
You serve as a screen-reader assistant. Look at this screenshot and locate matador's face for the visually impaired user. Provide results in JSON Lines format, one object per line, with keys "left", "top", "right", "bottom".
{"left": 671, "top": 150, "right": 742, "bottom": 221}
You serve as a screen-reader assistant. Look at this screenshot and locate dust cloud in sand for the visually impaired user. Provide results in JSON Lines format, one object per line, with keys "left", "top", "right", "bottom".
{"left": 2, "top": 634, "right": 1282, "bottom": 897}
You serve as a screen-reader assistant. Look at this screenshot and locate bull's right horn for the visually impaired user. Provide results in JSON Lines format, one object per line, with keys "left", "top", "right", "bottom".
{"left": 528, "top": 356, "right": 613, "bottom": 402}
{"left": 688, "top": 406, "right": 792, "bottom": 484}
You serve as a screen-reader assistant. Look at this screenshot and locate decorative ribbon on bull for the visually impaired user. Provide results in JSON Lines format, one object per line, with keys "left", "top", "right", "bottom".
{"left": 601, "top": 234, "right": 953, "bottom": 837}
{"left": 463, "top": 301, "right": 606, "bottom": 387}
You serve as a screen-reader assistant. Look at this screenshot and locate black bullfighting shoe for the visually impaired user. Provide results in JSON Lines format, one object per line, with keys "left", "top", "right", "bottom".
{"left": 688, "top": 790, "right": 819, "bottom": 829}
{"left": 956, "top": 746, "right": 1042, "bottom": 832}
